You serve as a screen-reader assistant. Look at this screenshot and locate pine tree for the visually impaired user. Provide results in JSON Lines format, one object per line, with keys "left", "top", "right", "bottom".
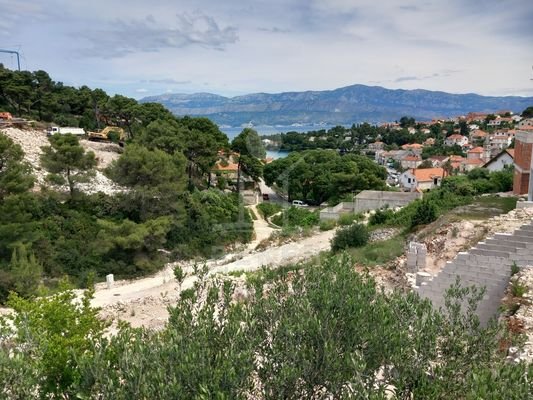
{"left": 10, "top": 243, "right": 42, "bottom": 298}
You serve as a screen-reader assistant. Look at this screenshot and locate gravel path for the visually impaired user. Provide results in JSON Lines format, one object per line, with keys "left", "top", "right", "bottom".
{"left": 88, "top": 228, "right": 336, "bottom": 330}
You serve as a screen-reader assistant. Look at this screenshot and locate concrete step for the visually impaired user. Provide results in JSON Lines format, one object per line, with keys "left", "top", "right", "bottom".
{"left": 470, "top": 248, "right": 511, "bottom": 258}
{"left": 517, "top": 224, "right": 533, "bottom": 232}
{"left": 485, "top": 238, "right": 527, "bottom": 249}
{"left": 513, "top": 229, "right": 533, "bottom": 237}
{"left": 475, "top": 242, "right": 520, "bottom": 254}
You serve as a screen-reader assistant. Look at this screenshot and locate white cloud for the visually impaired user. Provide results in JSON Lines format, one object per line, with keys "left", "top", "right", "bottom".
{"left": 2, "top": 0, "right": 532, "bottom": 98}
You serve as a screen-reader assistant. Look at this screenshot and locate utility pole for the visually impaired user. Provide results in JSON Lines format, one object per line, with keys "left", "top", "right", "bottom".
{"left": 0, "top": 49, "right": 21, "bottom": 71}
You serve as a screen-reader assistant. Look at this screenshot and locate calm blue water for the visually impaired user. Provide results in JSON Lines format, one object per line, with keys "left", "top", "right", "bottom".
{"left": 220, "top": 124, "right": 334, "bottom": 140}
{"left": 266, "top": 150, "right": 289, "bottom": 159}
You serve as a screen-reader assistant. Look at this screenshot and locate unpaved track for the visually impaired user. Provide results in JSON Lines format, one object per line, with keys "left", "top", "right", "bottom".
{"left": 91, "top": 228, "right": 335, "bottom": 309}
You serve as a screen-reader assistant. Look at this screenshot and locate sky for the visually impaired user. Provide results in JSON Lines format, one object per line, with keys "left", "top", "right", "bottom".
{"left": 1, "top": 0, "right": 532, "bottom": 99}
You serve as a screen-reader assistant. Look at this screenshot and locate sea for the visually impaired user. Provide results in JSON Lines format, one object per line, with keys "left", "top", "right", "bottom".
{"left": 220, "top": 124, "right": 335, "bottom": 140}
{"left": 221, "top": 124, "right": 336, "bottom": 160}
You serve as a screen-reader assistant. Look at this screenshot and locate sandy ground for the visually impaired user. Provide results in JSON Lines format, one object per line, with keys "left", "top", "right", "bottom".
{"left": 79, "top": 139, "right": 122, "bottom": 169}
{"left": 246, "top": 204, "right": 276, "bottom": 251}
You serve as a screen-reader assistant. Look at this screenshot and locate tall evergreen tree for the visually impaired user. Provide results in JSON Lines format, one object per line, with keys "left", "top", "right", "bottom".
{"left": 0, "top": 133, "right": 34, "bottom": 201}
{"left": 40, "top": 134, "right": 96, "bottom": 198}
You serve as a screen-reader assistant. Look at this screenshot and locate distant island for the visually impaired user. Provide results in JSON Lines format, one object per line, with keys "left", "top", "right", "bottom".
{"left": 141, "top": 84, "right": 533, "bottom": 127}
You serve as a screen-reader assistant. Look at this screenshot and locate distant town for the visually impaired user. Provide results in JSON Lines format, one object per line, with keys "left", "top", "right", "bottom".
{"left": 259, "top": 110, "right": 532, "bottom": 194}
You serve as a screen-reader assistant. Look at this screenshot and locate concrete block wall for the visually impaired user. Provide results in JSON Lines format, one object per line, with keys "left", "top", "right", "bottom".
{"left": 407, "top": 242, "right": 427, "bottom": 273}
{"left": 416, "top": 221, "right": 533, "bottom": 326}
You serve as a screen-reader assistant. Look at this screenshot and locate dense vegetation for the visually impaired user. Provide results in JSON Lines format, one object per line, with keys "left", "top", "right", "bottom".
{"left": 264, "top": 149, "right": 387, "bottom": 204}
{"left": 0, "top": 67, "right": 259, "bottom": 301}
{"left": 1, "top": 254, "right": 530, "bottom": 398}
{"left": 364, "top": 167, "right": 514, "bottom": 231}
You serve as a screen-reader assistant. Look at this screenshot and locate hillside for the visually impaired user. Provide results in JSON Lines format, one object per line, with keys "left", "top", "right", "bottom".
{"left": 142, "top": 84, "right": 533, "bottom": 126}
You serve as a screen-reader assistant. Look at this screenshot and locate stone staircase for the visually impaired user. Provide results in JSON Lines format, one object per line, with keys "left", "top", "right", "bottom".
{"left": 416, "top": 221, "right": 533, "bottom": 325}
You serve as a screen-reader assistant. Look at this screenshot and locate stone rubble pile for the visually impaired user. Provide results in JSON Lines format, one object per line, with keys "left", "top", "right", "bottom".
{"left": 1, "top": 127, "right": 126, "bottom": 195}
{"left": 369, "top": 228, "right": 399, "bottom": 242}
{"left": 509, "top": 267, "right": 533, "bottom": 364}
{"left": 2, "top": 127, "right": 50, "bottom": 184}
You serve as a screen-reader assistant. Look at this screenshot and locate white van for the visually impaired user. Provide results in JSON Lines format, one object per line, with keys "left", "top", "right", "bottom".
{"left": 292, "top": 200, "right": 308, "bottom": 207}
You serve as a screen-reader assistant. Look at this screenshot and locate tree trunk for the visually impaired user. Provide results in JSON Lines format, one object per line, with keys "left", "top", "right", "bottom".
{"left": 188, "top": 161, "right": 193, "bottom": 188}
{"left": 236, "top": 160, "right": 242, "bottom": 194}
{"left": 67, "top": 168, "right": 74, "bottom": 198}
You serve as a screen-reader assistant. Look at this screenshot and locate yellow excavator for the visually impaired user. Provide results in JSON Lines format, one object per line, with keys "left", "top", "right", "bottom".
{"left": 88, "top": 126, "right": 126, "bottom": 146}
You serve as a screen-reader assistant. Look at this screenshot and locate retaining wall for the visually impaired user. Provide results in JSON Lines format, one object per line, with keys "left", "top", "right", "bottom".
{"left": 415, "top": 220, "right": 533, "bottom": 326}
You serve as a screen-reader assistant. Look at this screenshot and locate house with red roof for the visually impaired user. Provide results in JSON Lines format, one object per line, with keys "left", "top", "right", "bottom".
{"left": 401, "top": 154, "right": 423, "bottom": 169}
{"left": 399, "top": 167, "right": 446, "bottom": 191}
{"left": 445, "top": 134, "right": 468, "bottom": 147}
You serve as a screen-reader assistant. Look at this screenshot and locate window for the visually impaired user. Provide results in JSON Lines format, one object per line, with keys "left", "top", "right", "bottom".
{"left": 407, "top": 178, "right": 411, "bottom": 183}
{"left": 433, "top": 178, "right": 438, "bottom": 185}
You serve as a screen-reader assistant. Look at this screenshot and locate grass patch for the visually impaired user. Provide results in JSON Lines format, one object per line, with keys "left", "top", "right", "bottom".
{"left": 319, "top": 219, "right": 337, "bottom": 231}
{"left": 511, "top": 281, "right": 528, "bottom": 298}
{"left": 338, "top": 212, "right": 364, "bottom": 226}
{"left": 257, "top": 202, "right": 283, "bottom": 219}
{"left": 452, "top": 196, "right": 517, "bottom": 220}
{"left": 249, "top": 208, "right": 258, "bottom": 220}
{"left": 271, "top": 207, "right": 319, "bottom": 228}
{"left": 348, "top": 234, "right": 405, "bottom": 267}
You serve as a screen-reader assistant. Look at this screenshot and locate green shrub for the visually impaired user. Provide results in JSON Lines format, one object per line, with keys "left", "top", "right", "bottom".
{"left": 368, "top": 208, "right": 395, "bottom": 226}
{"left": 272, "top": 207, "right": 319, "bottom": 228}
{"left": 319, "top": 219, "right": 336, "bottom": 231}
{"left": 348, "top": 235, "right": 405, "bottom": 266}
{"left": 338, "top": 212, "right": 364, "bottom": 226}
{"left": 257, "top": 202, "right": 282, "bottom": 219}
{"left": 331, "top": 223, "right": 369, "bottom": 251}
{"left": 411, "top": 199, "right": 437, "bottom": 228}
{"left": 511, "top": 281, "right": 528, "bottom": 298}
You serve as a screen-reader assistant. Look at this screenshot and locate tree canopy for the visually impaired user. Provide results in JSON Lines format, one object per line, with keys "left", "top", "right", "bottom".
{"left": 40, "top": 133, "right": 96, "bottom": 198}
{"left": 264, "top": 149, "right": 387, "bottom": 204}
{"left": 0, "top": 133, "right": 34, "bottom": 200}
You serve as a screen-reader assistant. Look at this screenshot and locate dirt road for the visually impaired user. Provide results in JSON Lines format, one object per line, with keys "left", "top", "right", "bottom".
{"left": 92, "top": 228, "right": 336, "bottom": 329}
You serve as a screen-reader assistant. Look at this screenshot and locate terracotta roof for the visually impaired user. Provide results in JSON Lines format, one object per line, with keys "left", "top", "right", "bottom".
{"left": 447, "top": 134, "right": 466, "bottom": 140}
{"left": 410, "top": 167, "right": 445, "bottom": 182}
{"left": 471, "top": 130, "right": 487, "bottom": 137}
{"left": 451, "top": 162, "right": 462, "bottom": 170}
{"left": 214, "top": 162, "right": 239, "bottom": 172}
{"left": 468, "top": 146, "right": 484, "bottom": 153}
{"left": 401, "top": 143, "right": 423, "bottom": 149}
{"left": 403, "top": 155, "right": 421, "bottom": 161}
{"left": 505, "top": 148, "right": 515, "bottom": 157}
{"left": 449, "top": 155, "right": 465, "bottom": 162}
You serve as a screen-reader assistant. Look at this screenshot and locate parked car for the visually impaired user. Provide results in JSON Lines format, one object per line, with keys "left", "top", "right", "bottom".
{"left": 292, "top": 200, "right": 308, "bottom": 207}
{"left": 262, "top": 193, "right": 269, "bottom": 200}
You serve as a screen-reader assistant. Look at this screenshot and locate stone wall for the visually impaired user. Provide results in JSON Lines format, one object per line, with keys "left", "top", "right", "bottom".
{"left": 354, "top": 190, "right": 421, "bottom": 213}
{"left": 319, "top": 202, "right": 355, "bottom": 221}
{"left": 320, "top": 191, "right": 422, "bottom": 221}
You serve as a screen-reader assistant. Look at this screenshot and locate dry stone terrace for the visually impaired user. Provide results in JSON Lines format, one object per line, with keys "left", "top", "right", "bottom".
{"left": 415, "top": 219, "right": 533, "bottom": 326}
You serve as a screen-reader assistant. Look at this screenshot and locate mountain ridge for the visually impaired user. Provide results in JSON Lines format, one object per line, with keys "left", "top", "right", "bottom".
{"left": 141, "top": 84, "right": 533, "bottom": 126}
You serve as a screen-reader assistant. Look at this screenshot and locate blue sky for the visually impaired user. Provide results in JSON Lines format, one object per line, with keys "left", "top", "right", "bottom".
{"left": 1, "top": 0, "right": 532, "bottom": 99}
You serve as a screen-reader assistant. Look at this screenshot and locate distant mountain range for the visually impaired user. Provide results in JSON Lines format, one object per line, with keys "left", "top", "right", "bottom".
{"left": 141, "top": 84, "right": 533, "bottom": 127}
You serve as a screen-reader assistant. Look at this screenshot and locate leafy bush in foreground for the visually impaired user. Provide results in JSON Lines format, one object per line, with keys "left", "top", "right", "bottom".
{"left": 1, "top": 255, "right": 529, "bottom": 399}
{"left": 331, "top": 223, "right": 369, "bottom": 251}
